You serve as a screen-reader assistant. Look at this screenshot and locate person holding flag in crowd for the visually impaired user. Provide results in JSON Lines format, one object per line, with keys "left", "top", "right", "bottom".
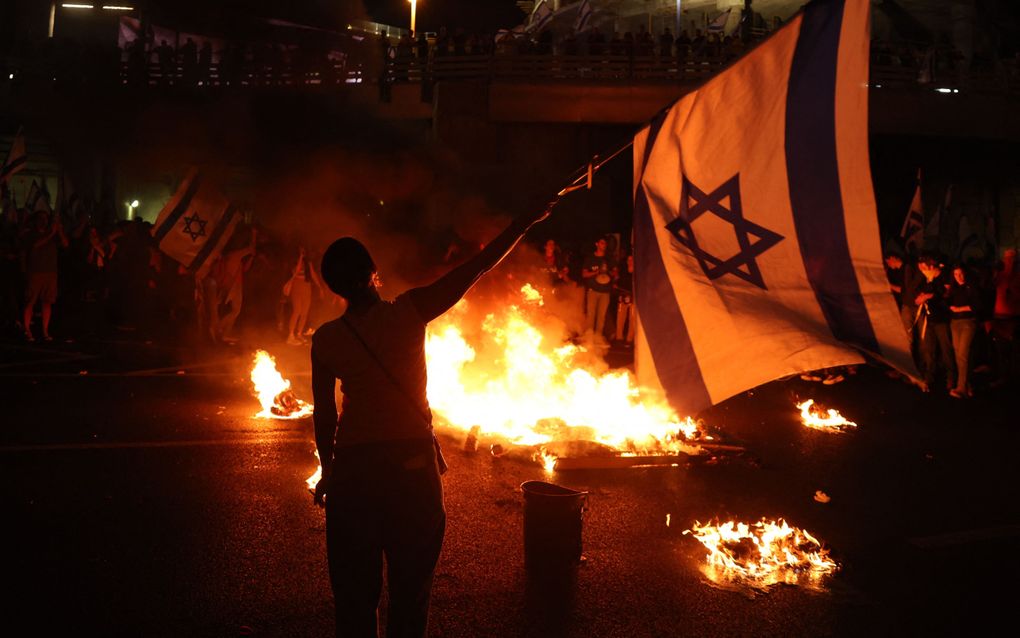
{"left": 150, "top": 168, "right": 243, "bottom": 342}
{"left": 21, "top": 208, "right": 68, "bottom": 341}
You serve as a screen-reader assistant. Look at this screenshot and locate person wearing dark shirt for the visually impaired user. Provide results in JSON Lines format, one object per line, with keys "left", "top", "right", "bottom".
{"left": 587, "top": 27, "right": 605, "bottom": 56}
{"left": 416, "top": 33, "right": 429, "bottom": 62}
{"left": 899, "top": 255, "right": 924, "bottom": 358}
{"left": 582, "top": 236, "right": 614, "bottom": 341}
{"left": 541, "top": 239, "right": 568, "bottom": 286}
{"left": 915, "top": 256, "right": 955, "bottom": 391}
{"left": 884, "top": 253, "right": 904, "bottom": 307}
{"left": 614, "top": 253, "right": 635, "bottom": 345}
{"left": 948, "top": 265, "right": 981, "bottom": 397}
{"left": 311, "top": 201, "right": 554, "bottom": 638}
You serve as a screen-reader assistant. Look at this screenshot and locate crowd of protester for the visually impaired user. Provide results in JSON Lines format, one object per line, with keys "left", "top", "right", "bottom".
{"left": 883, "top": 247, "right": 1020, "bottom": 397}
{"left": 0, "top": 190, "right": 642, "bottom": 353}
{"left": 6, "top": 21, "right": 1009, "bottom": 92}
{"left": 4, "top": 186, "right": 1019, "bottom": 398}
{"left": 0, "top": 198, "right": 345, "bottom": 348}
{"left": 537, "top": 234, "right": 635, "bottom": 349}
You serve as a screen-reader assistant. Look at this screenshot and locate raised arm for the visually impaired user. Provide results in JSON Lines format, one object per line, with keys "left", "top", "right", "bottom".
{"left": 311, "top": 347, "right": 338, "bottom": 507}
{"left": 407, "top": 202, "right": 554, "bottom": 323}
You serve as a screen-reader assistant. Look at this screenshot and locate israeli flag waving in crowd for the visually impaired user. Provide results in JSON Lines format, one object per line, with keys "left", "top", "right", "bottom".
{"left": 152, "top": 168, "right": 240, "bottom": 278}
{"left": 633, "top": 0, "right": 918, "bottom": 417}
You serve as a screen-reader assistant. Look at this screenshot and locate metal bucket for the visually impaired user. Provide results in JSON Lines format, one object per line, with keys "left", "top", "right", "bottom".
{"left": 521, "top": 480, "right": 588, "bottom": 569}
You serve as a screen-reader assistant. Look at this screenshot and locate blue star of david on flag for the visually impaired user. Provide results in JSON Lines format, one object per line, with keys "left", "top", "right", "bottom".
{"left": 181, "top": 212, "right": 207, "bottom": 242}
{"left": 665, "top": 174, "right": 783, "bottom": 289}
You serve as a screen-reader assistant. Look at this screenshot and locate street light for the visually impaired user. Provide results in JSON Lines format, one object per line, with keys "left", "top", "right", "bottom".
{"left": 408, "top": 0, "right": 417, "bottom": 35}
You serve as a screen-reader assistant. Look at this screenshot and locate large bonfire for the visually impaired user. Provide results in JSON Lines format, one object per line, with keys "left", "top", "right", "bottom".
{"left": 424, "top": 283, "right": 706, "bottom": 467}
{"left": 249, "top": 282, "right": 709, "bottom": 469}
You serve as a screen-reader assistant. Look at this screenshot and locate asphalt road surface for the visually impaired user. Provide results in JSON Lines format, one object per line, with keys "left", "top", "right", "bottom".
{"left": 2, "top": 336, "right": 1018, "bottom": 637}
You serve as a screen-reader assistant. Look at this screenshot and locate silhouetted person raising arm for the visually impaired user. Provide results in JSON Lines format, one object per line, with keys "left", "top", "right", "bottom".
{"left": 311, "top": 202, "right": 553, "bottom": 637}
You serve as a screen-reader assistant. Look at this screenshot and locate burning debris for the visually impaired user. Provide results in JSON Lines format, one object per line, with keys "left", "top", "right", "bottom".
{"left": 424, "top": 285, "right": 709, "bottom": 469}
{"left": 250, "top": 350, "right": 313, "bottom": 419}
{"left": 684, "top": 518, "right": 839, "bottom": 590}
{"left": 796, "top": 399, "right": 857, "bottom": 432}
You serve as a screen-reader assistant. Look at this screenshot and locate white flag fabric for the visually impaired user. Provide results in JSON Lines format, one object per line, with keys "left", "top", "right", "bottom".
{"left": 574, "top": 0, "right": 594, "bottom": 34}
{"left": 151, "top": 168, "right": 240, "bottom": 278}
{"left": 707, "top": 9, "right": 733, "bottom": 33}
{"left": 528, "top": 1, "right": 554, "bottom": 33}
{"left": 1, "top": 127, "right": 27, "bottom": 183}
{"left": 633, "top": 0, "right": 917, "bottom": 417}
{"left": 901, "top": 169, "right": 924, "bottom": 253}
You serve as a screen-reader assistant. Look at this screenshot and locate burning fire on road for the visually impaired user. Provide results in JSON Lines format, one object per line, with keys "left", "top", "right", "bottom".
{"left": 252, "top": 283, "right": 710, "bottom": 480}
{"left": 796, "top": 399, "right": 857, "bottom": 432}
{"left": 250, "top": 350, "right": 313, "bottom": 419}
{"left": 684, "top": 518, "right": 839, "bottom": 589}
{"left": 424, "top": 284, "right": 707, "bottom": 468}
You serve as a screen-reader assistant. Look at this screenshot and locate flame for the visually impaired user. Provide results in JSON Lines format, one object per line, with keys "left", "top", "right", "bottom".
{"left": 307, "top": 450, "right": 322, "bottom": 492}
{"left": 535, "top": 447, "right": 558, "bottom": 472}
{"left": 520, "top": 283, "right": 544, "bottom": 306}
{"left": 424, "top": 287, "right": 705, "bottom": 468}
{"left": 251, "top": 350, "right": 313, "bottom": 419}
{"left": 684, "top": 518, "right": 839, "bottom": 589}
{"left": 796, "top": 399, "right": 856, "bottom": 432}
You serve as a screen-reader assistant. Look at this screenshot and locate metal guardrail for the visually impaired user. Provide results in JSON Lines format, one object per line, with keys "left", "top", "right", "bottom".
{"left": 3, "top": 52, "right": 1017, "bottom": 94}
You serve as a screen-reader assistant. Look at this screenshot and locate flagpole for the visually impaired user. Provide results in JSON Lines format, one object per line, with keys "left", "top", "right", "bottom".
{"left": 555, "top": 137, "right": 634, "bottom": 198}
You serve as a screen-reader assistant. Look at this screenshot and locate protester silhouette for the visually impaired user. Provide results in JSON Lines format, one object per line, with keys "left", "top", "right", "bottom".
{"left": 311, "top": 200, "right": 554, "bottom": 637}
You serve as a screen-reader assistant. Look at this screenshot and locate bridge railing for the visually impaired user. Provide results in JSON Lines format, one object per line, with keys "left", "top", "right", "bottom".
{"left": 3, "top": 50, "right": 1017, "bottom": 95}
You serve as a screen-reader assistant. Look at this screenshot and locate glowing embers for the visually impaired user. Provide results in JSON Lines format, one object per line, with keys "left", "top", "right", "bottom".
{"left": 685, "top": 518, "right": 839, "bottom": 589}
{"left": 796, "top": 399, "right": 857, "bottom": 432}
{"left": 250, "top": 349, "right": 313, "bottom": 419}
{"left": 424, "top": 286, "right": 706, "bottom": 470}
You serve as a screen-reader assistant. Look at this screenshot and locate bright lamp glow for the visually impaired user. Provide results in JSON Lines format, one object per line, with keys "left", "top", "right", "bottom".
{"left": 62, "top": 4, "right": 95, "bottom": 8}
{"left": 130, "top": 200, "right": 140, "bottom": 208}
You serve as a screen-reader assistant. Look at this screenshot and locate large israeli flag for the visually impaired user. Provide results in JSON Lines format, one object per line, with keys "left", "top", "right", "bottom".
{"left": 633, "top": 0, "right": 917, "bottom": 417}
{"left": 152, "top": 168, "right": 240, "bottom": 278}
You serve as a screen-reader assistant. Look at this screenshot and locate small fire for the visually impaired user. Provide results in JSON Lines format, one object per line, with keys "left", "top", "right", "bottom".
{"left": 796, "top": 399, "right": 856, "bottom": 432}
{"left": 251, "top": 350, "right": 313, "bottom": 419}
{"left": 684, "top": 518, "right": 839, "bottom": 589}
{"left": 425, "top": 287, "right": 705, "bottom": 468}
{"left": 534, "top": 447, "right": 558, "bottom": 472}
{"left": 307, "top": 451, "right": 322, "bottom": 492}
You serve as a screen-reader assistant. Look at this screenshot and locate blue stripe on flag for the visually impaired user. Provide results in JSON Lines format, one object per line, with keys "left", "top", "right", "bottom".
{"left": 634, "top": 116, "right": 712, "bottom": 416}
{"left": 785, "top": 0, "right": 879, "bottom": 352}
{"left": 190, "top": 205, "right": 237, "bottom": 272}
{"left": 154, "top": 174, "right": 202, "bottom": 242}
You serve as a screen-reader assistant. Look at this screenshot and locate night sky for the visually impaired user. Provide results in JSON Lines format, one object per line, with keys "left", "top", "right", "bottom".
{"left": 141, "top": 0, "right": 526, "bottom": 33}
